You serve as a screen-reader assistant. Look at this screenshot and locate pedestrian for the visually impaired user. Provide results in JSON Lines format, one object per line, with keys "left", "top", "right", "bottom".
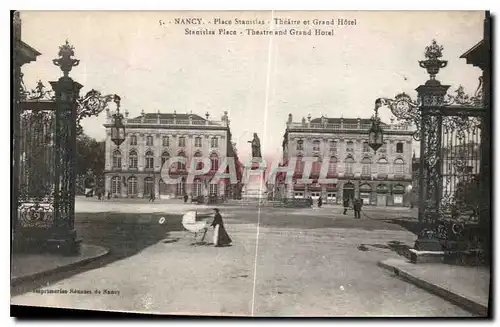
{"left": 318, "top": 196, "right": 323, "bottom": 208}
{"left": 343, "top": 197, "right": 350, "bottom": 215}
{"left": 107, "top": 192, "right": 111, "bottom": 200}
{"left": 149, "top": 192, "right": 155, "bottom": 203}
{"left": 184, "top": 194, "right": 188, "bottom": 203}
{"left": 353, "top": 197, "right": 362, "bottom": 219}
{"left": 97, "top": 190, "right": 102, "bottom": 201}
{"left": 211, "top": 208, "right": 232, "bottom": 247}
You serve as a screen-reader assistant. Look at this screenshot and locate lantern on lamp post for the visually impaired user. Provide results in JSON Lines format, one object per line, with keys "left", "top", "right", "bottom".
{"left": 368, "top": 99, "right": 384, "bottom": 153}
{"left": 110, "top": 95, "right": 126, "bottom": 147}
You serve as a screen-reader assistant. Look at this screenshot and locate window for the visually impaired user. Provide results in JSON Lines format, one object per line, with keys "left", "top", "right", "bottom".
{"left": 396, "top": 142, "right": 404, "bottom": 153}
{"left": 379, "top": 142, "right": 387, "bottom": 153}
{"left": 345, "top": 156, "right": 355, "bottom": 174}
{"left": 161, "top": 152, "right": 170, "bottom": 167}
{"left": 363, "top": 142, "right": 370, "bottom": 153}
{"left": 177, "top": 152, "right": 186, "bottom": 170}
{"left": 111, "top": 176, "right": 121, "bottom": 195}
{"left": 210, "top": 153, "right": 219, "bottom": 171}
{"left": 145, "top": 151, "right": 154, "bottom": 169}
{"left": 195, "top": 137, "right": 202, "bottom": 147}
{"left": 209, "top": 183, "right": 218, "bottom": 196}
{"left": 328, "top": 157, "right": 338, "bottom": 175}
{"left": 193, "top": 179, "right": 202, "bottom": 197}
{"left": 178, "top": 136, "right": 186, "bottom": 147}
{"left": 112, "top": 150, "right": 122, "bottom": 168}
{"left": 312, "top": 156, "right": 322, "bottom": 175}
{"left": 378, "top": 158, "right": 388, "bottom": 174}
{"left": 146, "top": 135, "right": 153, "bottom": 146}
{"left": 127, "top": 176, "right": 138, "bottom": 196}
{"left": 130, "top": 135, "right": 137, "bottom": 146}
{"left": 313, "top": 140, "right": 320, "bottom": 152}
{"left": 297, "top": 140, "right": 304, "bottom": 151}
{"left": 162, "top": 136, "right": 169, "bottom": 147}
{"left": 295, "top": 156, "right": 304, "bottom": 174}
{"left": 176, "top": 177, "right": 186, "bottom": 196}
{"left": 211, "top": 137, "right": 218, "bottom": 148}
{"left": 361, "top": 157, "right": 371, "bottom": 175}
{"left": 346, "top": 141, "right": 354, "bottom": 152}
{"left": 194, "top": 152, "right": 203, "bottom": 170}
{"left": 394, "top": 158, "right": 405, "bottom": 175}
{"left": 329, "top": 141, "right": 337, "bottom": 153}
{"left": 129, "top": 150, "right": 138, "bottom": 169}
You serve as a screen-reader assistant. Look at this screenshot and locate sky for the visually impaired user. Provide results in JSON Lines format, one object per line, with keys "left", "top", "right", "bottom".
{"left": 20, "top": 10, "right": 485, "bottom": 162}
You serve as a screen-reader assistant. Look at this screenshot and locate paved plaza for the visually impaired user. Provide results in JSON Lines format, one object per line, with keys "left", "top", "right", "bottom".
{"left": 11, "top": 198, "right": 473, "bottom": 316}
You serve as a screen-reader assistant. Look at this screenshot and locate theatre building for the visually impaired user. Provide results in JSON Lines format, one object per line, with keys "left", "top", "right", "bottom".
{"left": 280, "top": 114, "right": 414, "bottom": 206}
{"left": 103, "top": 110, "right": 242, "bottom": 199}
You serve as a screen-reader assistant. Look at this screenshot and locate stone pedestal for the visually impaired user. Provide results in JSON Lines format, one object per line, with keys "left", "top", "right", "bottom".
{"left": 242, "top": 159, "right": 267, "bottom": 200}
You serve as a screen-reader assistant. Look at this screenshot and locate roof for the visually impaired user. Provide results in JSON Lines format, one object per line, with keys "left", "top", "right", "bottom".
{"left": 310, "top": 117, "right": 388, "bottom": 126}
{"left": 131, "top": 113, "right": 207, "bottom": 121}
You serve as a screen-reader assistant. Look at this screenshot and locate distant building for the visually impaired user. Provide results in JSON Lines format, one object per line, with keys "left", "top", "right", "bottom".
{"left": 279, "top": 114, "right": 414, "bottom": 207}
{"left": 103, "top": 110, "right": 242, "bottom": 199}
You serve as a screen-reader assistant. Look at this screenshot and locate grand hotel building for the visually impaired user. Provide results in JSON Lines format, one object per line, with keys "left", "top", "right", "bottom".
{"left": 103, "top": 109, "right": 242, "bottom": 199}
{"left": 278, "top": 114, "right": 414, "bottom": 206}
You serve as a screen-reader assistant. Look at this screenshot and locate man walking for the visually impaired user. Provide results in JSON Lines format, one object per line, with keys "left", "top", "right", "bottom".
{"left": 353, "top": 197, "right": 363, "bottom": 219}
{"left": 343, "top": 197, "right": 350, "bottom": 215}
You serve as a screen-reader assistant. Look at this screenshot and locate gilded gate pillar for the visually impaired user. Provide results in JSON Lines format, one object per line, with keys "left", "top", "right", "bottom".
{"left": 47, "top": 41, "right": 83, "bottom": 255}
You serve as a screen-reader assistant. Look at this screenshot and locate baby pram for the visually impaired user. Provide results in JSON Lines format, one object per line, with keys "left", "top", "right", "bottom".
{"left": 182, "top": 210, "right": 212, "bottom": 244}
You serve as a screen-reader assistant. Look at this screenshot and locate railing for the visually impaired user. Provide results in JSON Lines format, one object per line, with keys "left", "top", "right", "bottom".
{"left": 288, "top": 122, "right": 411, "bottom": 131}
{"left": 125, "top": 118, "right": 225, "bottom": 126}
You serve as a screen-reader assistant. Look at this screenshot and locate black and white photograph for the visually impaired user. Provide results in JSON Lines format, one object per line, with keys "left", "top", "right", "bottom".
{"left": 10, "top": 9, "right": 491, "bottom": 318}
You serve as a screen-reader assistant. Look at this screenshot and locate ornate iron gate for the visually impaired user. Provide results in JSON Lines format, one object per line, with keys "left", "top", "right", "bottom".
{"left": 17, "top": 99, "right": 56, "bottom": 229}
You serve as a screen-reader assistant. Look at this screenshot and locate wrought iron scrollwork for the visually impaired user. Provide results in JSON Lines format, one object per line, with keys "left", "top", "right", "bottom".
{"left": 20, "top": 78, "right": 54, "bottom": 101}
{"left": 76, "top": 90, "right": 119, "bottom": 135}
{"left": 374, "top": 93, "right": 421, "bottom": 140}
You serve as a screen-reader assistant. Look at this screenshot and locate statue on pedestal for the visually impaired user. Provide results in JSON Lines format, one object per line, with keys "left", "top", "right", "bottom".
{"left": 248, "top": 133, "right": 262, "bottom": 159}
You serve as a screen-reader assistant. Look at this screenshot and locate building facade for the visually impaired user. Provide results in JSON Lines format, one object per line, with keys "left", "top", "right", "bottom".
{"left": 279, "top": 114, "right": 414, "bottom": 206}
{"left": 104, "top": 110, "right": 242, "bottom": 199}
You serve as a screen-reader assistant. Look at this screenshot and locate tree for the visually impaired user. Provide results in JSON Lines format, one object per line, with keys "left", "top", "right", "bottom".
{"left": 76, "top": 133, "right": 105, "bottom": 179}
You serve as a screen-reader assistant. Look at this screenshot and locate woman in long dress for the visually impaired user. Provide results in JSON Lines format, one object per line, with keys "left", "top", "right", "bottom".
{"left": 211, "top": 208, "right": 232, "bottom": 247}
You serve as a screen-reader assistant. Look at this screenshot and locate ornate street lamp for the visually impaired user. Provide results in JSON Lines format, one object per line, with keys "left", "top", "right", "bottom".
{"left": 110, "top": 95, "right": 126, "bottom": 147}
{"left": 368, "top": 100, "right": 384, "bottom": 153}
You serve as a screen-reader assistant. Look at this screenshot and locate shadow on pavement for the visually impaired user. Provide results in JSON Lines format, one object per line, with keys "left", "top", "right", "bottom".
{"left": 11, "top": 213, "right": 185, "bottom": 296}
{"left": 357, "top": 240, "right": 412, "bottom": 259}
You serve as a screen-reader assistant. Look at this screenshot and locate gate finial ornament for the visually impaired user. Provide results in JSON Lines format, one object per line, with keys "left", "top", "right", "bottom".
{"left": 53, "top": 40, "right": 80, "bottom": 77}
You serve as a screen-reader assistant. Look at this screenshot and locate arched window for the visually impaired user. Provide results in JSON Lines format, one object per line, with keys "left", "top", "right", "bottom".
{"left": 129, "top": 150, "right": 138, "bottom": 169}
{"left": 112, "top": 150, "right": 122, "bottom": 168}
{"left": 394, "top": 158, "right": 405, "bottom": 175}
{"left": 161, "top": 152, "right": 170, "bottom": 167}
{"left": 194, "top": 152, "right": 203, "bottom": 170}
{"left": 177, "top": 151, "right": 186, "bottom": 170}
{"left": 378, "top": 158, "right": 388, "bottom": 174}
{"left": 111, "top": 176, "right": 121, "bottom": 196}
{"left": 145, "top": 151, "right": 154, "bottom": 169}
{"left": 130, "top": 134, "right": 137, "bottom": 146}
{"left": 210, "top": 153, "right": 219, "bottom": 171}
{"left": 127, "top": 176, "right": 138, "bottom": 196}
{"left": 312, "top": 155, "right": 322, "bottom": 175}
{"left": 361, "top": 157, "right": 372, "bottom": 175}
{"left": 328, "top": 156, "right": 338, "bottom": 176}
{"left": 345, "top": 156, "right": 355, "bottom": 174}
